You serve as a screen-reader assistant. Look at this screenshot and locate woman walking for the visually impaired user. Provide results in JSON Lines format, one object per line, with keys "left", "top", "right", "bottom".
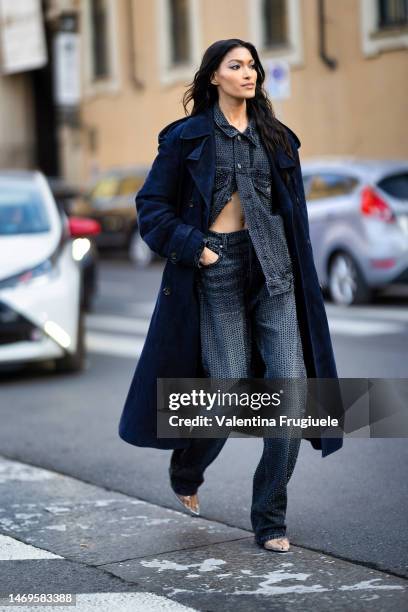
{"left": 118, "top": 39, "right": 343, "bottom": 553}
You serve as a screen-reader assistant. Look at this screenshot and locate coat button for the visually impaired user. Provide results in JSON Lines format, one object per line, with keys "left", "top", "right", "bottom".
{"left": 188, "top": 201, "right": 195, "bottom": 207}
{"left": 163, "top": 286, "right": 171, "bottom": 295}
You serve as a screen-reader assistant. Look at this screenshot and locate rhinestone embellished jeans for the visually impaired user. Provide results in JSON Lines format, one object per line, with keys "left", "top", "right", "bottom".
{"left": 169, "top": 227, "right": 307, "bottom": 545}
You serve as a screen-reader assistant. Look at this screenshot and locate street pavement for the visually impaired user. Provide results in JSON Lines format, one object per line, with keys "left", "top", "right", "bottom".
{"left": 0, "top": 257, "right": 407, "bottom": 610}
{"left": 0, "top": 456, "right": 406, "bottom": 611}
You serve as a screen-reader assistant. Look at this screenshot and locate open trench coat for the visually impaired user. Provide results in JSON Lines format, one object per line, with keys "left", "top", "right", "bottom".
{"left": 118, "top": 106, "right": 344, "bottom": 458}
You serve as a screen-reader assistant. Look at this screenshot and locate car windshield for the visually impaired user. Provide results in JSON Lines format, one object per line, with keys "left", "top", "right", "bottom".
{"left": 377, "top": 172, "right": 408, "bottom": 201}
{"left": 0, "top": 180, "right": 51, "bottom": 235}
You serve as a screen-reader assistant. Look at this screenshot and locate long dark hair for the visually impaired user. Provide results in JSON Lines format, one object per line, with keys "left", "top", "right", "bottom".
{"left": 182, "top": 38, "right": 295, "bottom": 162}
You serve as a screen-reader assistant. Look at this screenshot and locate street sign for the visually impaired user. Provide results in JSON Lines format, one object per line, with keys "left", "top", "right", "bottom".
{"left": 53, "top": 31, "right": 80, "bottom": 107}
{"left": 264, "top": 59, "right": 291, "bottom": 100}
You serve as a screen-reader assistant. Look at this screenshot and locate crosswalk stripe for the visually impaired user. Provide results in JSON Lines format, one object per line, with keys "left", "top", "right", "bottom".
{"left": 83, "top": 306, "right": 407, "bottom": 358}
{"left": 86, "top": 313, "right": 150, "bottom": 335}
{"left": 33, "top": 592, "right": 195, "bottom": 611}
{"left": 0, "top": 590, "right": 194, "bottom": 611}
{"left": 325, "top": 304, "right": 408, "bottom": 324}
{"left": 0, "top": 534, "right": 63, "bottom": 560}
{"left": 328, "top": 319, "right": 404, "bottom": 336}
{"left": 0, "top": 535, "right": 194, "bottom": 610}
{"left": 64, "top": 593, "right": 195, "bottom": 611}
{"left": 86, "top": 332, "right": 144, "bottom": 358}
{"left": 125, "top": 302, "right": 157, "bottom": 317}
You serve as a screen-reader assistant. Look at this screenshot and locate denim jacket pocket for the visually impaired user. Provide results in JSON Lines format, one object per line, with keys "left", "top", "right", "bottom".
{"left": 214, "top": 167, "right": 232, "bottom": 191}
{"left": 254, "top": 180, "right": 272, "bottom": 199}
{"left": 250, "top": 168, "right": 272, "bottom": 200}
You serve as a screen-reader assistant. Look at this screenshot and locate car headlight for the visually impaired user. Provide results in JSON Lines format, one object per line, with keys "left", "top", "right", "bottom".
{"left": 0, "top": 257, "right": 58, "bottom": 290}
{"left": 72, "top": 237, "right": 91, "bottom": 261}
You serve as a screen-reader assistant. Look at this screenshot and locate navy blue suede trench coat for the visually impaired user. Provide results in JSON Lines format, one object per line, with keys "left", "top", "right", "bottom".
{"left": 118, "top": 106, "right": 343, "bottom": 458}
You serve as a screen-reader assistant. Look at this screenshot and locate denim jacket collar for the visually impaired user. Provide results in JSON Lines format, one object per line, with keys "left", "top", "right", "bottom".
{"left": 178, "top": 103, "right": 300, "bottom": 150}
{"left": 212, "top": 99, "right": 258, "bottom": 147}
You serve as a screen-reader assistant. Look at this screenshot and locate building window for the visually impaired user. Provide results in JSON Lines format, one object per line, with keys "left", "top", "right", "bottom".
{"left": 82, "top": 0, "right": 120, "bottom": 95}
{"left": 90, "top": 0, "right": 109, "bottom": 78}
{"left": 157, "top": 0, "right": 201, "bottom": 85}
{"left": 360, "top": 0, "right": 408, "bottom": 56}
{"left": 170, "top": 0, "right": 191, "bottom": 65}
{"left": 378, "top": 0, "right": 408, "bottom": 28}
{"left": 262, "top": 0, "right": 288, "bottom": 48}
{"left": 248, "top": 0, "right": 304, "bottom": 67}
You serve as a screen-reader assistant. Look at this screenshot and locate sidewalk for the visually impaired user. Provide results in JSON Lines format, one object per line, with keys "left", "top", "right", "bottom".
{"left": 0, "top": 455, "right": 406, "bottom": 611}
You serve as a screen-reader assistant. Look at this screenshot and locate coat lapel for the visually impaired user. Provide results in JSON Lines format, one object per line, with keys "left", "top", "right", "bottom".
{"left": 181, "top": 108, "right": 215, "bottom": 212}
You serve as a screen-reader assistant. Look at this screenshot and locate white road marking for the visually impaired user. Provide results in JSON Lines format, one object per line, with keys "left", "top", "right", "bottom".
{"left": 327, "top": 319, "right": 404, "bottom": 336}
{"left": 85, "top": 332, "right": 144, "bottom": 358}
{"left": 325, "top": 304, "right": 408, "bottom": 324}
{"left": 0, "top": 534, "right": 62, "bottom": 560}
{"left": 125, "top": 302, "right": 157, "bottom": 317}
{"left": 86, "top": 313, "right": 150, "bottom": 335}
{"left": 83, "top": 304, "right": 408, "bottom": 359}
{"left": 0, "top": 592, "right": 196, "bottom": 611}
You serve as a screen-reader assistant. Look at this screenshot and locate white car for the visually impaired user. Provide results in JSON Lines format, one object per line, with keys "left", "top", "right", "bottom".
{"left": 0, "top": 170, "right": 99, "bottom": 372}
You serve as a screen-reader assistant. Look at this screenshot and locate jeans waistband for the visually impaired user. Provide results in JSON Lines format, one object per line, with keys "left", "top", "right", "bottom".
{"left": 206, "top": 227, "right": 250, "bottom": 248}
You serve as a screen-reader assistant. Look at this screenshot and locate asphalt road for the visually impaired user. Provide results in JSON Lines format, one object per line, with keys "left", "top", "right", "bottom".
{"left": 0, "top": 256, "right": 407, "bottom": 579}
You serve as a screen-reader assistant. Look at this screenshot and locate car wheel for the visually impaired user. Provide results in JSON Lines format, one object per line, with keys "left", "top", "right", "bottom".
{"left": 54, "top": 309, "right": 85, "bottom": 372}
{"left": 128, "top": 230, "right": 153, "bottom": 267}
{"left": 328, "top": 252, "right": 372, "bottom": 306}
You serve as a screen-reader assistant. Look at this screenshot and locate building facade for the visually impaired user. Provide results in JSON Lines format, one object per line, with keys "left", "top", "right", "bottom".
{"left": 1, "top": 0, "right": 407, "bottom": 184}
{"left": 79, "top": 0, "right": 408, "bottom": 184}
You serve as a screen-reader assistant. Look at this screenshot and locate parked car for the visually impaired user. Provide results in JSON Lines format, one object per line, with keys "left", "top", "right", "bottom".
{"left": 301, "top": 159, "right": 408, "bottom": 305}
{"left": 71, "top": 167, "right": 158, "bottom": 266}
{"left": 0, "top": 170, "right": 100, "bottom": 372}
{"left": 47, "top": 176, "right": 99, "bottom": 310}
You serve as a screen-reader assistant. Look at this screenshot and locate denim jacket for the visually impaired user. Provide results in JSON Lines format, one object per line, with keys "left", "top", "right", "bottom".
{"left": 194, "top": 100, "right": 294, "bottom": 297}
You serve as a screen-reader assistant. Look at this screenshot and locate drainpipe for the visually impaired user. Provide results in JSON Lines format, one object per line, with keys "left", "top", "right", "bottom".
{"left": 318, "top": 0, "right": 337, "bottom": 70}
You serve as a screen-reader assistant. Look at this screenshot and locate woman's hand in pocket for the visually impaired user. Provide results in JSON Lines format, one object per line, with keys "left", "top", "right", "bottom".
{"left": 199, "top": 246, "right": 220, "bottom": 266}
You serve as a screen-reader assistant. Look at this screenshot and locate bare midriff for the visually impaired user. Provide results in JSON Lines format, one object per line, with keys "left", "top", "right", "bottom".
{"left": 208, "top": 190, "right": 248, "bottom": 232}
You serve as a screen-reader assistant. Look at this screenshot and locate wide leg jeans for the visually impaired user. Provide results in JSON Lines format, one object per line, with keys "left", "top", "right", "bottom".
{"left": 169, "top": 227, "right": 307, "bottom": 545}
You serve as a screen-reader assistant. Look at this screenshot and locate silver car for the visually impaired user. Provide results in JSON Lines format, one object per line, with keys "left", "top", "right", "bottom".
{"left": 301, "top": 159, "right": 408, "bottom": 305}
